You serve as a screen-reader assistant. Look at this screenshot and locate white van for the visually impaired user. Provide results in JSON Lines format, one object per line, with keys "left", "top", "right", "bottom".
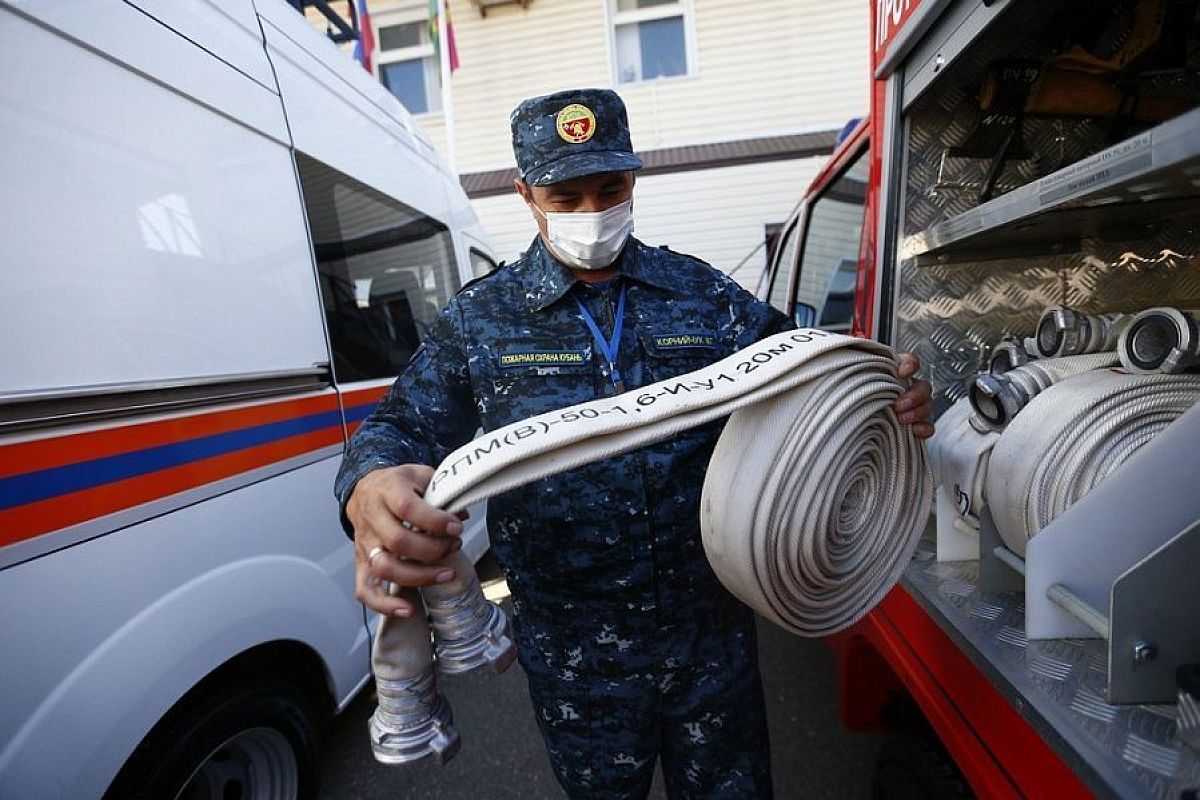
{"left": 0, "top": 1, "right": 494, "bottom": 797}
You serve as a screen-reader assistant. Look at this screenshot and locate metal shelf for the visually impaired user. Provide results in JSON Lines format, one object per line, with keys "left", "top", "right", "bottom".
{"left": 902, "top": 539, "right": 1200, "bottom": 798}
{"left": 901, "top": 107, "right": 1200, "bottom": 265}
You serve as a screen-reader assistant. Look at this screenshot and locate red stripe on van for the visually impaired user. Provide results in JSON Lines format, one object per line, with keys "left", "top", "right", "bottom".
{"left": 341, "top": 385, "right": 390, "bottom": 407}
{"left": 0, "top": 425, "right": 343, "bottom": 547}
{"left": 0, "top": 393, "right": 340, "bottom": 479}
{"left": 341, "top": 385, "right": 389, "bottom": 438}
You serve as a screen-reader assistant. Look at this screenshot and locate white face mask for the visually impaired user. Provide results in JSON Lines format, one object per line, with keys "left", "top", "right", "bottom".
{"left": 532, "top": 199, "right": 635, "bottom": 271}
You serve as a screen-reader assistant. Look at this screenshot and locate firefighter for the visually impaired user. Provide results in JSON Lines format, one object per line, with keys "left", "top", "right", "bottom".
{"left": 336, "top": 87, "right": 934, "bottom": 799}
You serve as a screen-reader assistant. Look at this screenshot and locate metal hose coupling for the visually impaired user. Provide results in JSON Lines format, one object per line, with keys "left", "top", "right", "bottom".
{"left": 969, "top": 352, "right": 1119, "bottom": 431}
{"left": 369, "top": 667, "right": 461, "bottom": 765}
{"left": 987, "top": 335, "right": 1036, "bottom": 374}
{"left": 1033, "top": 306, "right": 1132, "bottom": 358}
{"left": 426, "top": 573, "right": 517, "bottom": 674}
{"left": 1118, "top": 307, "right": 1200, "bottom": 374}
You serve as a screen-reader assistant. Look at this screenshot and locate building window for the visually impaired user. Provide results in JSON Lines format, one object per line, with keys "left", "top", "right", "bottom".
{"left": 611, "top": 0, "right": 693, "bottom": 84}
{"left": 376, "top": 15, "right": 441, "bottom": 114}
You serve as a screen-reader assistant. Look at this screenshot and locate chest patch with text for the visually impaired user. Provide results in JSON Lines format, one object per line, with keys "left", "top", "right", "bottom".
{"left": 652, "top": 333, "right": 717, "bottom": 350}
{"left": 499, "top": 350, "right": 588, "bottom": 369}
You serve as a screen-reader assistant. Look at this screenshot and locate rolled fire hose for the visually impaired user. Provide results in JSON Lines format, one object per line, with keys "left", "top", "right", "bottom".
{"left": 969, "top": 352, "right": 1119, "bottom": 430}
{"left": 1118, "top": 307, "right": 1200, "bottom": 374}
{"left": 369, "top": 329, "right": 932, "bottom": 763}
{"left": 1032, "top": 306, "right": 1131, "bottom": 359}
{"left": 986, "top": 368, "right": 1200, "bottom": 558}
{"left": 926, "top": 397, "right": 999, "bottom": 526}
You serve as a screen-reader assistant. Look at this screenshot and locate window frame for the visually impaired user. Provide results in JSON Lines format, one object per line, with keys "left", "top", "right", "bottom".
{"left": 764, "top": 210, "right": 803, "bottom": 314}
{"left": 791, "top": 143, "right": 871, "bottom": 331}
{"left": 372, "top": 4, "right": 441, "bottom": 115}
{"left": 468, "top": 247, "right": 497, "bottom": 278}
{"left": 606, "top": 0, "right": 699, "bottom": 85}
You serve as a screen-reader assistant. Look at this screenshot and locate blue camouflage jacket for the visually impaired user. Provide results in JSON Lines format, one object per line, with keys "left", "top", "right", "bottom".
{"left": 335, "top": 235, "right": 790, "bottom": 625}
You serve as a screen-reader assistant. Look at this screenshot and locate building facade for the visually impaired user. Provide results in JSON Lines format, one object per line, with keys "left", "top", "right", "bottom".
{"left": 313, "top": 0, "right": 869, "bottom": 288}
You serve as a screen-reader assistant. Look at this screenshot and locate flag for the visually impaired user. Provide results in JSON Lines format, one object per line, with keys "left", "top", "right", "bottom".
{"left": 352, "top": 0, "right": 375, "bottom": 73}
{"left": 428, "top": 0, "right": 461, "bottom": 73}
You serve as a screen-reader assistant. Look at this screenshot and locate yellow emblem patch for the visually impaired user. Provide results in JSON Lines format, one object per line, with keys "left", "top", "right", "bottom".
{"left": 555, "top": 104, "right": 597, "bottom": 144}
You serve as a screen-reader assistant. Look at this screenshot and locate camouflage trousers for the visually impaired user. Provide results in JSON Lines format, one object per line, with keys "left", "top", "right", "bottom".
{"left": 514, "top": 599, "right": 773, "bottom": 799}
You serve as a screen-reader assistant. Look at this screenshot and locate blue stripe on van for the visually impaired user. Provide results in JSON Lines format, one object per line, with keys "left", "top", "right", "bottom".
{"left": 0, "top": 410, "right": 344, "bottom": 511}
{"left": 344, "top": 402, "right": 376, "bottom": 423}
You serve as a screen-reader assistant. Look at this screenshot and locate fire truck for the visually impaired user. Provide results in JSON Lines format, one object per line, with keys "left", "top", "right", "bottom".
{"left": 760, "top": 0, "right": 1200, "bottom": 796}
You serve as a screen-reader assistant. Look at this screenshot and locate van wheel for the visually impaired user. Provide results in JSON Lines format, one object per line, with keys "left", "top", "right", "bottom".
{"left": 105, "top": 679, "right": 320, "bottom": 800}
{"left": 871, "top": 732, "right": 972, "bottom": 799}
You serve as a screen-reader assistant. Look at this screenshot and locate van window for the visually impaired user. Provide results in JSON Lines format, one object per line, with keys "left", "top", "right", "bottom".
{"left": 794, "top": 148, "right": 869, "bottom": 333}
{"left": 766, "top": 217, "right": 800, "bottom": 313}
{"left": 296, "top": 153, "right": 460, "bottom": 383}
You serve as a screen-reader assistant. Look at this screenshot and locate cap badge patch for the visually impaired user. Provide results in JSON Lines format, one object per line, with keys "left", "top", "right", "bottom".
{"left": 555, "top": 104, "right": 596, "bottom": 144}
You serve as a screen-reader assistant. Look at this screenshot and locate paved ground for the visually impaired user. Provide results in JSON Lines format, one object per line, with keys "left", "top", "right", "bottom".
{"left": 319, "top": 566, "right": 882, "bottom": 799}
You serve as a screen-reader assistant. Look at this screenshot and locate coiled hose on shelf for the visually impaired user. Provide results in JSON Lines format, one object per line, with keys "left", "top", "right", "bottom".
{"left": 926, "top": 397, "right": 999, "bottom": 527}
{"left": 986, "top": 368, "right": 1200, "bottom": 558}
{"left": 369, "top": 329, "right": 932, "bottom": 763}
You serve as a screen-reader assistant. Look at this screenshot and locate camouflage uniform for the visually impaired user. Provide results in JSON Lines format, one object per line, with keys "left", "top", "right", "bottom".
{"left": 335, "top": 88, "right": 790, "bottom": 799}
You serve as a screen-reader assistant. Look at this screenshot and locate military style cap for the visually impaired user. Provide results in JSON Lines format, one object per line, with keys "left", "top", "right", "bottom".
{"left": 510, "top": 88, "right": 643, "bottom": 186}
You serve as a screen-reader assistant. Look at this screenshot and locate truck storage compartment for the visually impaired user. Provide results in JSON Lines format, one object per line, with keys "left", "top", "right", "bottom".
{"left": 882, "top": 1, "right": 1200, "bottom": 796}
{"left": 895, "top": 0, "right": 1200, "bottom": 412}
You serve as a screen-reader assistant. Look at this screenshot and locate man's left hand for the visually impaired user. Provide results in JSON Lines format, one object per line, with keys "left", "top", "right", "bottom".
{"left": 893, "top": 353, "right": 935, "bottom": 439}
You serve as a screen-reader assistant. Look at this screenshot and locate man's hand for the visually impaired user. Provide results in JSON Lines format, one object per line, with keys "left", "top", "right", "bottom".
{"left": 346, "top": 464, "right": 467, "bottom": 616}
{"left": 893, "top": 353, "right": 935, "bottom": 440}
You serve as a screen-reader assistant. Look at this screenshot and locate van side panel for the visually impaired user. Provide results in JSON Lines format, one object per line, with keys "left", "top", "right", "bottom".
{"left": 0, "top": 3, "right": 327, "bottom": 397}
{"left": 6, "top": 1, "right": 287, "bottom": 142}
{"left": 123, "top": 0, "right": 278, "bottom": 90}
{"left": 0, "top": 4, "right": 500, "bottom": 796}
{"left": 257, "top": 3, "right": 454, "bottom": 225}
{"left": 0, "top": 458, "right": 366, "bottom": 799}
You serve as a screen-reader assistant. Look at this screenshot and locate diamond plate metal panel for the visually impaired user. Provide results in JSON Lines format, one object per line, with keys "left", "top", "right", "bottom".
{"left": 894, "top": 0, "right": 1200, "bottom": 416}
{"left": 898, "top": 247, "right": 1200, "bottom": 415}
{"left": 905, "top": 541, "right": 1200, "bottom": 798}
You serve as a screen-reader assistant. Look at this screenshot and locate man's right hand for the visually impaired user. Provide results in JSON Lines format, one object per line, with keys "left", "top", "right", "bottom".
{"left": 346, "top": 464, "right": 466, "bottom": 616}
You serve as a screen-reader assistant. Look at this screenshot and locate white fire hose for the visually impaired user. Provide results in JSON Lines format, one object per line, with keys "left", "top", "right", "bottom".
{"left": 986, "top": 368, "right": 1200, "bottom": 558}
{"left": 368, "top": 329, "right": 932, "bottom": 764}
{"left": 927, "top": 398, "right": 999, "bottom": 528}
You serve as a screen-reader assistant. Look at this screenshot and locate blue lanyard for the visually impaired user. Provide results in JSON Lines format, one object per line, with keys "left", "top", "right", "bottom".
{"left": 575, "top": 283, "right": 628, "bottom": 393}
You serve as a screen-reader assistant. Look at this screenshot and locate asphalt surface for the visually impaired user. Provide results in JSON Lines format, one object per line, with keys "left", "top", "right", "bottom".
{"left": 319, "top": 565, "right": 883, "bottom": 799}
